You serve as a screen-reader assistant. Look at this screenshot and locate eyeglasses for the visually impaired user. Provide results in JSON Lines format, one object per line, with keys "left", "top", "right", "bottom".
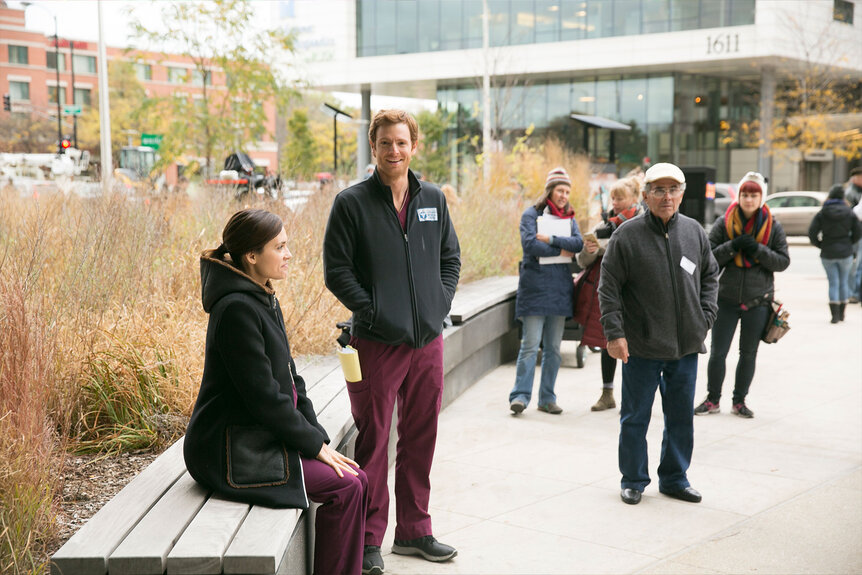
{"left": 648, "top": 185, "right": 684, "bottom": 198}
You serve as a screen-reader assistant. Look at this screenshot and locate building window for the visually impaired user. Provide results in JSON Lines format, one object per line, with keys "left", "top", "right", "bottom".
{"left": 191, "top": 69, "right": 212, "bottom": 86}
{"left": 834, "top": 0, "right": 854, "bottom": 23}
{"left": 167, "top": 67, "right": 187, "bottom": 84}
{"left": 46, "top": 51, "right": 66, "bottom": 71}
{"left": 72, "top": 54, "right": 97, "bottom": 74}
{"left": 135, "top": 63, "right": 152, "bottom": 81}
{"left": 48, "top": 85, "right": 67, "bottom": 104}
{"left": 9, "top": 81, "right": 30, "bottom": 101}
{"left": 74, "top": 88, "right": 91, "bottom": 106}
{"left": 8, "top": 45, "right": 29, "bottom": 65}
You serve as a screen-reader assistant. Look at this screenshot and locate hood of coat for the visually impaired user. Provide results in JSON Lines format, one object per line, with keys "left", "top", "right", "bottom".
{"left": 200, "top": 250, "right": 275, "bottom": 313}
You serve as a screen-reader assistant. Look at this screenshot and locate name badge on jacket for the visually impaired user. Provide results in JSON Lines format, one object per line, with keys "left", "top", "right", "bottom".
{"left": 417, "top": 208, "right": 438, "bottom": 222}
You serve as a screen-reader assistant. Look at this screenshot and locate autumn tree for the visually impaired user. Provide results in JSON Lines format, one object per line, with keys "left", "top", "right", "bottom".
{"left": 412, "top": 108, "right": 454, "bottom": 184}
{"left": 281, "top": 108, "right": 318, "bottom": 181}
{"left": 131, "top": 0, "right": 297, "bottom": 175}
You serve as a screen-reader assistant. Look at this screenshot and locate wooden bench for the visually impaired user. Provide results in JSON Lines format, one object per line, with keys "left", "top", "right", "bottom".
{"left": 51, "top": 277, "right": 522, "bottom": 575}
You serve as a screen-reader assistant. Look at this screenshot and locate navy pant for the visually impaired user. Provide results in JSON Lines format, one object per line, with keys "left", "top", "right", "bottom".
{"left": 347, "top": 335, "right": 444, "bottom": 546}
{"left": 707, "top": 302, "right": 770, "bottom": 405}
{"left": 619, "top": 353, "right": 698, "bottom": 493}
{"left": 303, "top": 457, "right": 368, "bottom": 575}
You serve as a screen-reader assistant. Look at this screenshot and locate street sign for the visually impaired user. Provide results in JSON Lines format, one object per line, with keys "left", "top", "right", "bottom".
{"left": 63, "top": 104, "right": 82, "bottom": 116}
{"left": 141, "top": 133, "right": 163, "bottom": 150}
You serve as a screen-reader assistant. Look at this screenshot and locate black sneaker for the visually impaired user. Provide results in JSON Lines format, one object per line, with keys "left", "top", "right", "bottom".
{"left": 694, "top": 398, "right": 720, "bottom": 415}
{"left": 732, "top": 402, "right": 754, "bottom": 418}
{"left": 392, "top": 535, "right": 457, "bottom": 562}
{"left": 362, "top": 545, "right": 384, "bottom": 575}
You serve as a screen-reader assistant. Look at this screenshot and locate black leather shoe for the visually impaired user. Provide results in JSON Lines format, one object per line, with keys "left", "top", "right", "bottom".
{"left": 362, "top": 545, "right": 384, "bottom": 575}
{"left": 620, "top": 488, "right": 642, "bottom": 505}
{"left": 392, "top": 535, "right": 457, "bottom": 562}
{"left": 660, "top": 486, "right": 702, "bottom": 503}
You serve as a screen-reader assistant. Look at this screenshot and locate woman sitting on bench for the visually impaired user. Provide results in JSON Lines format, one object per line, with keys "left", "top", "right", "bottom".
{"left": 185, "top": 208, "right": 367, "bottom": 575}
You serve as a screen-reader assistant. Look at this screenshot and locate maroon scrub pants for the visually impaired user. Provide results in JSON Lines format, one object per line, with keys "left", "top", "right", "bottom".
{"left": 347, "top": 335, "right": 444, "bottom": 546}
{"left": 303, "top": 457, "right": 368, "bottom": 575}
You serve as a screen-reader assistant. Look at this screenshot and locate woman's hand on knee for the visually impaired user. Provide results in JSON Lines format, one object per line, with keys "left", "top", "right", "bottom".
{"left": 317, "top": 443, "right": 360, "bottom": 478}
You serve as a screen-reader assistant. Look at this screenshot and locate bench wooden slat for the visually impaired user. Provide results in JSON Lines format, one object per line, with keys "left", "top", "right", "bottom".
{"left": 306, "top": 369, "right": 350, "bottom": 416}
{"left": 223, "top": 506, "right": 303, "bottom": 575}
{"left": 314, "top": 386, "right": 354, "bottom": 444}
{"left": 51, "top": 439, "right": 188, "bottom": 575}
{"left": 107, "top": 473, "right": 208, "bottom": 575}
{"left": 448, "top": 276, "right": 518, "bottom": 324}
{"left": 166, "top": 495, "right": 249, "bottom": 575}
{"left": 295, "top": 356, "right": 340, "bottom": 393}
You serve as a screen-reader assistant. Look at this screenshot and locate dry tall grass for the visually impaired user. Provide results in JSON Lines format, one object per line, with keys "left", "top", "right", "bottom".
{"left": 0, "top": 136, "right": 590, "bottom": 573}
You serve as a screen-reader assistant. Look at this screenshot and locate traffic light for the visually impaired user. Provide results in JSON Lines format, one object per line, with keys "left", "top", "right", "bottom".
{"left": 2, "top": 94, "right": 10, "bottom": 112}
{"left": 59, "top": 136, "right": 71, "bottom": 154}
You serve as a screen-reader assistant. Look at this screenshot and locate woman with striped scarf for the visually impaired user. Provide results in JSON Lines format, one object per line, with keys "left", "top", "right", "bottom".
{"left": 695, "top": 172, "right": 790, "bottom": 419}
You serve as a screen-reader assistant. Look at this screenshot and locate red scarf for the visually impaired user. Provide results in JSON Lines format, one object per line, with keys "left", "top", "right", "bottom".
{"left": 724, "top": 202, "right": 773, "bottom": 268}
{"left": 547, "top": 201, "right": 574, "bottom": 219}
{"left": 609, "top": 204, "right": 641, "bottom": 226}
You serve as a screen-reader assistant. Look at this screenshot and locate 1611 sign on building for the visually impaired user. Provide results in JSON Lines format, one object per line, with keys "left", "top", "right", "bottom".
{"left": 706, "top": 33, "right": 741, "bottom": 54}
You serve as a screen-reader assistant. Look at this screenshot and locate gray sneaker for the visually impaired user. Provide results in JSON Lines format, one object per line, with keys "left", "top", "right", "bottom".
{"left": 509, "top": 399, "right": 526, "bottom": 414}
{"left": 392, "top": 535, "right": 457, "bottom": 562}
{"left": 362, "top": 545, "right": 384, "bottom": 575}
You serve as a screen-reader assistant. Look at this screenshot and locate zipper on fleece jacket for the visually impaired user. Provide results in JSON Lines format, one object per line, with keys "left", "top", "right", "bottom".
{"left": 663, "top": 229, "right": 683, "bottom": 356}
{"left": 385, "top": 191, "right": 421, "bottom": 346}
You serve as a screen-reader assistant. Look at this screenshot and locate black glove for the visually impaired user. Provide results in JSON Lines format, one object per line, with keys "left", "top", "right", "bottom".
{"left": 742, "top": 236, "right": 760, "bottom": 255}
{"left": 731, "top": 234, "right": 758, "bottom": 253}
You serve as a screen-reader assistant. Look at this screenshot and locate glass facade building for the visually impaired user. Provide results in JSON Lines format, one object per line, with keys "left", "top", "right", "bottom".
{"left": 357, "top": 0, "right": 755, "bottom": 57}
{"left": 355, "top": 0, "right": 761, "bottom": 179}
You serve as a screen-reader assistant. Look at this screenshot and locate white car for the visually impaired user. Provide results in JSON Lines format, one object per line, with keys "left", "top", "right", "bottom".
{"left": 763, "top": 191, "right": 828, "bottom": 236}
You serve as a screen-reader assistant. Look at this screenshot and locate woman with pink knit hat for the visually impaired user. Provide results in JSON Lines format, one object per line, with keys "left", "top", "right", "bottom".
{"left": 696, "top": 172, "right": 789, "bottom": 419}
{"left": 509, "top": 167, "right": 584, "bottom": 415}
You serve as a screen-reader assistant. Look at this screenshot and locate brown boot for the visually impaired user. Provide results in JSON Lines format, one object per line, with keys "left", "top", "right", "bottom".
{"left": 591, "top": 388, "right": 616, "bottom": 411}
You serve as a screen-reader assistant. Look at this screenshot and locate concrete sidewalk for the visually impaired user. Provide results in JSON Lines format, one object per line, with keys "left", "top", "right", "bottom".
{"left": 381, "top": 240, "right": 862, "bottom": 574}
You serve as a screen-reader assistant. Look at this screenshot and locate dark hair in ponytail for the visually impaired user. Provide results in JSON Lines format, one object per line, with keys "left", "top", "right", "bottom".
{"left": 219, "top": 209, "right": 284, "bottom": 271}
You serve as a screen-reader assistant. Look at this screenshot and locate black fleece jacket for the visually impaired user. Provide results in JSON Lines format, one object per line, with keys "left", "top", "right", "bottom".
{"left": 184, "top": 253, "right": 328, "bottom": 508}
{"left": 323, "top": 169, "right": 461, "bottom": 348}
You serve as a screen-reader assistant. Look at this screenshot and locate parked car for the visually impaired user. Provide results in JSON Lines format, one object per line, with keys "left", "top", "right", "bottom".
{"left": 763, "top": 191, "right": 828, "bottom": 236}
{"left": 712, "top": 182, "right": 737, "bottom": 220}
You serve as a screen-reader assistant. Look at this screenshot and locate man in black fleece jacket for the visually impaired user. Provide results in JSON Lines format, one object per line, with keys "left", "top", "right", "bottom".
{"left": 323, "top": 109, "right": 460, "bottom": 574}
{"left": 599, "top": 162, "right": 719, "bottom": 506}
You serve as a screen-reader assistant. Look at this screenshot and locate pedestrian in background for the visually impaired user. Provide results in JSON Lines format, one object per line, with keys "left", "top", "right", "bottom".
{"left": 576, "top": 177, "right": 643, "bottom": 412}
{"left": 808, "top": 184, "right": 862, "bottom": 323}
{"left": 696, "top": 172, "right": 789, "bottom": 419}
{"left": 323, "top": 109, "right": 461, "bottom": 573}
{"left": 599, "top": 162, "right": 719, "bottom": 506}
{"left": 185, "top": 209, "right": 367, "bottom": 575}
{"left": 509, "top": 167, "right": 584, "bottom": 416}
{"left": 845, "top": 167, "right": 862, "bottom": 303}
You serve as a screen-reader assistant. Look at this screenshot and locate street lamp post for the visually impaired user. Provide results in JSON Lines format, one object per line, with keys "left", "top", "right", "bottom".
{"left": 23, "top": 2, "right": 62, "bottom": 156}
{"left": 323, "top": 103, "right": 353, "bottom": 177}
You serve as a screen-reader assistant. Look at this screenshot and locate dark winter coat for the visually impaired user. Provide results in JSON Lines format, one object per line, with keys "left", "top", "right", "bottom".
{"left": 515, "top": 206, "right": 584, "bottom": 319}
{"left": 710, "top": 214, "right": 790, "bottom": 306}
{"left": 184, "top": 253, "right": 329, "bottom": 509}
{"left": 599, "top": 209, "right": 719, "bottom": 360}
{"left": 808, "top": 199, "right": 862, "bottom": 259}
{"left": 323, "top": 169, "right": 461, "bottom": 348}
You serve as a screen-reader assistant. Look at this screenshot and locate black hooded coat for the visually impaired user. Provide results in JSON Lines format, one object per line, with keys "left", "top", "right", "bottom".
{"left": 183, "top": 251, "right": 329, "bottom": 508}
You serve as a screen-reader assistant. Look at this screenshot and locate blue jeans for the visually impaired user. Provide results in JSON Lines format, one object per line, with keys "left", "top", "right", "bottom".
{"left": 850, "top": 239, "right": 862, "bottom": 299}
{"left": 821, "top": 256, "right": 854, "bottom": 302}
{"left": 619, "top": 353, "right": 698, "bottom": 493}
{"left": 509, "top": 315, "right": 565, "bottom": 407}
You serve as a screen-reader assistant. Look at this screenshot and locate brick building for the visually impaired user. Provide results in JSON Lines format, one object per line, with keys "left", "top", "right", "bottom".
{"left": 0, "top": 1, "right": 279, "bottom": 179}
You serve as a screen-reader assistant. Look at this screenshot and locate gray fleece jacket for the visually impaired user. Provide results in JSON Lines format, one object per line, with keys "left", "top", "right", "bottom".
{"left": 598, "top": 209, "right": 719, "bottom": 360}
